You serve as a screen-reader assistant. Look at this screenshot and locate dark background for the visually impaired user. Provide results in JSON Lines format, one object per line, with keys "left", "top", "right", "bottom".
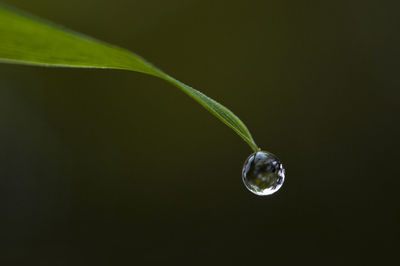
{"left": 1, "top": 0, "right": 399, "bottom": 265}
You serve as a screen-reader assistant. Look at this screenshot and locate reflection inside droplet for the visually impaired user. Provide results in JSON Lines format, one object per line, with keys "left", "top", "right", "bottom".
{"left": 242, "top": 151, "right": 285, "bottom": 196}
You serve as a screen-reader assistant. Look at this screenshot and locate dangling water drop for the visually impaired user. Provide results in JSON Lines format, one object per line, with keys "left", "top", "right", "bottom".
{"left": 242, "top": 151, "right": 285, "bottom": 196}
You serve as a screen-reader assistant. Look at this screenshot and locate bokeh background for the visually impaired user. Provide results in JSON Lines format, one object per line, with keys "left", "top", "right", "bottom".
{"left": 1, "top": 0, "right": 399, "bottom": 265}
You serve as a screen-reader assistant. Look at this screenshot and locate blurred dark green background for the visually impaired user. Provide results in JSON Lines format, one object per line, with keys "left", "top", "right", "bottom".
{"left": 1, "top": 0, "right": 399, "bottom": 265}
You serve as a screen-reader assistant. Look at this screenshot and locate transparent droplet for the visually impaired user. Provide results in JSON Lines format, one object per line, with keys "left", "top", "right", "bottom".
{"left": 242, "top": 151, "right": 285, "bottom": 196}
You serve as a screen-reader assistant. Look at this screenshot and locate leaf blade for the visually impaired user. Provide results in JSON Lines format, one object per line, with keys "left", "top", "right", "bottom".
{"left": 0, "top": 3, "right": 259, "bottom": 151}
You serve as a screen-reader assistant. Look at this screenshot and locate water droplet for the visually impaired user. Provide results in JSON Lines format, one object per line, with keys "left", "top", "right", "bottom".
{"left": 242, "top": 151, "right": 285, "bottom": 196}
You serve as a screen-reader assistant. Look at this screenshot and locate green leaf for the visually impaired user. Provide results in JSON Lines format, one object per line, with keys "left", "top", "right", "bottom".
{"left": 0, "top": 3, "right": 259, "bottom": 151}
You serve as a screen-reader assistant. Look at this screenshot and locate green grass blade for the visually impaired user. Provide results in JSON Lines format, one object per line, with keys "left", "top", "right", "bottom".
{"left": 0, "top": 3, "right": 259, "bottom": 151}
